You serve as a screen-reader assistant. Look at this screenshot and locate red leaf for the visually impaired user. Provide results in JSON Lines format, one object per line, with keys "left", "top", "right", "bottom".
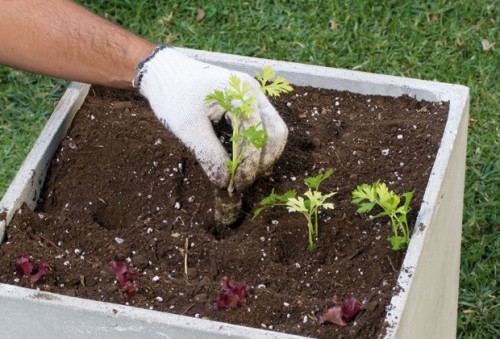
{"left": 213, "top": 276, "right": 249, "bottom": 310}
{"left": 30, "top": 262, "right": 48, "bottom": 283}
{"left": 16, "top": 253, "right": 48, "bottom": 283}
{"left": 16, "top": 253, "right": 33, "bottom": 276}
{"left": 121, "top": 281, "right": 138, "bottom": 301}
{"left": 341, "top": 296, "right": 366, "bottom": 322}
{"left": 319, "top": 295, "right": 365, "bottom": 326}
{"left": 318, "top": 306, "right": 347, "bottom": 326}
{"left": 109, "top": 261, "right": 138, "bottom": 301}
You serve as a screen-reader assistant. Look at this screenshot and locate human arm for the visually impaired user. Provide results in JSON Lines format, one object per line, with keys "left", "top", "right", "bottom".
{"left": 0, "top": 0, "right": 288, "bottom": 192}
{"left": 0, "top": 0, "right": 155, "bottom": 89}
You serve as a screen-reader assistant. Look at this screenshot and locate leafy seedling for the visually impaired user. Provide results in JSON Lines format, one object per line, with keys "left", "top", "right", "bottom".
{"left": 352, "top": 181, "right": 414, "bottom": 250}
{"left": 254, "top": 169, "right": 336, "bottom": 251}
{"left": 109, "top": 260, "right": 138, "bottom": 301}
{"left": 256, "top": 65, "right": 293, "bottom": 96}
{"left": 213, "top": 276, "right": 249, "bottom": 310}
{"left": 16, "top": 253, "right": 48, "bottom": 283}
{"left": 205, "top": 67, "right": 292, "bottom": 196}
{"left": 318, "top": 295, "right": 366, "bottom": 326}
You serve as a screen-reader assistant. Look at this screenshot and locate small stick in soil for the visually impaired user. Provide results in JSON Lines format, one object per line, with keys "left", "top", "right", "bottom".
{"left": 184, "top": 238, "right": 189, "bottom": 278}
{"left": 307, "top": 314, "right": 317, "bottom": 323}
{"left": 174, "top": 216, "right": 185, "bottom": 226}
{"left": 181, "top": 303, "right": 195, "bottom": 315}
{"left": 38, "top": 234, "right": 59, "bottom": 249}
{"left": 386, "top": 255, "right": 397, "bottom": 272}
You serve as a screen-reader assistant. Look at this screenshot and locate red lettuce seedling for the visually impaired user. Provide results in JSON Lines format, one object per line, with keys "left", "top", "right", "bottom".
{"left": 109, "top": 260, "right": 138, "bottom": 301}
{"left": 213, "top": 276, "right": 249, "bottom": 310}
{"left": 16, "top": 253, "right": 48, "bottom": 283}
{"left": 318, "top": 296, "right": 366, "bottom": 326}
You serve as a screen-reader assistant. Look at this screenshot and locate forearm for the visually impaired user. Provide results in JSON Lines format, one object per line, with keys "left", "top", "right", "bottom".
{"left": 0, "top": 0, "right": 156, "bottom": 88}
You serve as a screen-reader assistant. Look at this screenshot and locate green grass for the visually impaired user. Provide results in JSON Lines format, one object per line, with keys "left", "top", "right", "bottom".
{"left": 0, "top": 69, "right": 67, "bottom": 195}
{"left": 1, "top": 0, "right": 498, "bottom": 336}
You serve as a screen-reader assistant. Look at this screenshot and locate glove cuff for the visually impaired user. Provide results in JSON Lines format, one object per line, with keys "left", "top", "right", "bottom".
{"left": 132, "top": 45, "right": 170, "bottom": 89}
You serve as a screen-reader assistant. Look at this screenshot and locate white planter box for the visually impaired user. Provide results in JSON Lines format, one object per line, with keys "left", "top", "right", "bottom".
{"left": 0, "top": 49, "right": 469, "bottom": 339}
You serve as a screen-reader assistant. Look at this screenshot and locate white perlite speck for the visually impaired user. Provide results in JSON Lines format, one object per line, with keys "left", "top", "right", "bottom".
{"left": 381, "top": 149, "right": 390, "bottom": 156}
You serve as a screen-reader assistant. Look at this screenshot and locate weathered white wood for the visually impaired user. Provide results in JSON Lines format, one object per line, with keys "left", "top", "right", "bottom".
{"left": 0, "top": 82, "right": 90, "bottom": 242}
{"left": 0, "top": 49, "right": 469, "bottom": 339}
{"left": 0, "top": 284, "right": 303, "bottom": 339}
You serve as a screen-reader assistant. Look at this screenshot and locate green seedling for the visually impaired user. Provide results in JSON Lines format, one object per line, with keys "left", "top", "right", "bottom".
{"left": 352, "top": 181, "right": 414, "bottom": 250}
{"left": 256, "top": 65, "right": 294, "bottom": 97}
{"left": 205, "top": 67, "right": 292, "bottom": 196}
{"left": 254, "top": 169, "right": 336, "bottom": 251}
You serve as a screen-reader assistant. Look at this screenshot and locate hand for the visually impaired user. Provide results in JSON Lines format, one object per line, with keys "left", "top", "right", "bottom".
{"left": 137, "top": 46, "right": 288, "bottom": 191}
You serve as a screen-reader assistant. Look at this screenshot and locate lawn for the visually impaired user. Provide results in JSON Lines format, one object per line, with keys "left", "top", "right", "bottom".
{"left": 0, "top": 1, "right": 498, "bottom": 337}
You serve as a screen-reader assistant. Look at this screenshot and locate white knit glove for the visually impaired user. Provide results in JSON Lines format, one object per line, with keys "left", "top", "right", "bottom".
{"left": 136, "top": 46, "right": 288, "bottom": 191}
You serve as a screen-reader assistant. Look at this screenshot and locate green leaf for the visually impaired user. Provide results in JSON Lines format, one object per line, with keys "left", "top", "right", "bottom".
{"left": 388, "top": 235, "right": 408, "bottom": 250}
{"left": 240, "top": 123, "right": 268, "bottom": 149}
{"left": 250, "top": 129, "right": 268, "bottom": 148}
{"left": 352, "top": 182, "right": 377, "bottom": 203}
{"left": 225, "top": 159, "right": 235, "bottom": 172}
{"left": 402, "top": 191, "right": 414, "bottom": 211}
{"left": 286, "top": 196, "right": 308, "bottom": 214}
{"left": 204, "top": 89, "right": 225, "bottom": 103}
{"left": 322, "top": 202, "right": 335, "bottom": 210}
{"left": 396, "top": 213, "right": 408, "bottom": 225}
{"left": 255, "top": 65, "right": 275, "bottom": 88}
{"left": 372, "top": 211, "right": 389, "bottom": 219}
{"left": 256, "top": 66, "right": 293, "bottom": 97}
{"left": 304, "top": 190, "right": 335, "bottom": 207}
{"left": 228, "top": 74, "right": 243, "bottom": 94}
{"left": 304, "top": 169, "right": 334, "bottom": 190}
{"left": 355, "top": 202, "right": 376, "bottom": 214}
{"left": 252, "top": 189, "right": 296, "bottom": 219}
{"left": 204, "top": 89, "right": 233, "bottom": 112}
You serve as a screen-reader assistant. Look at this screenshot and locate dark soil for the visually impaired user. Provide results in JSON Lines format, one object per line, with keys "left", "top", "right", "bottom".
{"left": 0, "top": 85, "right": 448, "bottom": 338}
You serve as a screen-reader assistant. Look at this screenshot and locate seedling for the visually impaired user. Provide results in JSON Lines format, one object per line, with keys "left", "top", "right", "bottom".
{"left": 204, "top": 67, "right": 292, "bottom": 196}
{"left": 256, "top": 65, "right": 294, "bottom": 96}
{"left": 254, "top": 169, "right": 336, "bottom": 251}
{"left": 15, "top": 253, "right": 48, "bottom": 283}
{"left": 352, "top": 181, "right": 414, "bottom": 250}
{"left": 318, "top": 295, "right": 366, "bottom": 326}
{"left": 213, "top": 276, "right": 249, "bottom": 310}
{"left": 109, "top": 261, "right": 138, "bottom": 301}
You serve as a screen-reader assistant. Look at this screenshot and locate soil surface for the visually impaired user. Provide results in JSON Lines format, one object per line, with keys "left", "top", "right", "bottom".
{"left": 0, "top": 85, "right": 448, "bottom": 338}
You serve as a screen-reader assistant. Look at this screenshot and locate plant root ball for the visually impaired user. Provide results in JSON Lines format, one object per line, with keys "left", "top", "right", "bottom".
{"left": 214, "top": 190, "right": 242, "bottom": 226}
